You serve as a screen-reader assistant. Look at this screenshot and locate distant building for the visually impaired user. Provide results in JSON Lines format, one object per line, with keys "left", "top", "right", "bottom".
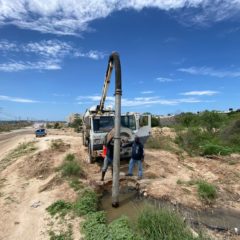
{"left": 67, "top": 113, "right": 82, "bottom": 124}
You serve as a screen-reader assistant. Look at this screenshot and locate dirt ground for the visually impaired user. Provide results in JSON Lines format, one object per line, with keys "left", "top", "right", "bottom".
{"left": 0, "top": 129, "right": 83, "bottom": 240}
{"left": 0, "top": 127, "right": 240, "bottom": 240}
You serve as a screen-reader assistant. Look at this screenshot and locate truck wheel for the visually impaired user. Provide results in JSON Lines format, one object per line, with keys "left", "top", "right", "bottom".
{"left": 87, "top": 143, "right": 94, "bottom": 164}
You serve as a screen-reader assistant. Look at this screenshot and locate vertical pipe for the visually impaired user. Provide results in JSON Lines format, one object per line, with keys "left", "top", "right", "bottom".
{"left": 110, "top": 52, "right": 122, "bottom": 208}
{"left": 112, "top": 91, "right": 121, "bottom": 207}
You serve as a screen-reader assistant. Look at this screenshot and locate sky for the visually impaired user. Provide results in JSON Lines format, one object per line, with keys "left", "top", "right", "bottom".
{"left": 0, "top": 0, "right": 240, "bottom": 121}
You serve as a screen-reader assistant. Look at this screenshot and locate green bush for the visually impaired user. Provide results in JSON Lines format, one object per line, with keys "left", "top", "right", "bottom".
{"left": 64, "top": 153, "right": 75, "bottom": 162}
{"left": 81, "top": 212, "right": 139, "bottom": 240}
{"left": 197, "top": 181, "right": 217, "bottom": 202}
{"left": 81, "top": 211, "right": 109, "bottom": 240}
{"left": 175, "top": 112, "right": 199, "bottom": 127}
{"left": 175, "top": 127, "right": 214, "bottom": 155}
{"left": 74, "top": 189, "right": 98, "bottom": 216}
{"left": 109, "top": 216, "right": 137, "bottom": 240}
{"left": 59, "top": 154, "right": 83, "bottom": 177}
{"left": 137, "top": 207, "right": 197, "bottom": 240}
{"left": 46, "top": 200, "right": 72, "bottom": 217}
{"left": 199, "top": 111, "right": 227, "bottom": 132}
{"left": 201, "top": 143, "right": 233, "bottom": 156}
{"left": 220, "top": 119, "right": 240, "bottom": 146}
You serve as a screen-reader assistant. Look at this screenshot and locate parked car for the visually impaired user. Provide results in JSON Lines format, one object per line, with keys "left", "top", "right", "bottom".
{"left": 35, "top": 128, "right": 47, "bottom": 137}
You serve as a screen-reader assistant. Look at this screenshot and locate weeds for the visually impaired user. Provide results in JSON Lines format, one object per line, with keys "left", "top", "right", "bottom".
{"left": 0, "top": 142, "right": 37, "bottom": 171}
{"left": 51, "top": 139, "right": 69, "bottom": 151}
{"left": 81, "top": 211, "right": 109, "bottom": 240}
{"left": 74, "top": 189, "right": 98, "bottom": 216}
{"left": 46, "top": 200, "right": 72, "bottom": 217}
{"left": 109, "top": 216, "right": 137, "bottom": 240}
{"left": 197, "top": 181, "right": 217, "bottom": 203}
{"left": 69, "top": 179, "right": 83, "bottom": 192}
{"left": 81, "top": 212, "right": 138, "bottom": 240}
{"left": 145, "top": 135, "right": 178, "bottom": 153}
{"left": 137, "top": 206, "right": 204, "bottom": 240}
{"left": 49, "top": 224, "right": 73, "bottom": 240}
{"left": 177, "top": 179, "right": 217, "bottom": 203}
{"left": 59, "top": 154, "right": 84, "bottom": 178}
{"left": 201, "top": 143, "right": 233, "bottom": 156}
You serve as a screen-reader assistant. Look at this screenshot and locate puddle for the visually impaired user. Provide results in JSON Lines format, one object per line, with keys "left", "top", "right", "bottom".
{"left": 100, "top": 187, "right": 240, "bottom": 232}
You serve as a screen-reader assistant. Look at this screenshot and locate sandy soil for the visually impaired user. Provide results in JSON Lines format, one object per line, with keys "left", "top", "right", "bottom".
{"left": 1, "top": 127, "right": 240, "bottom": 240}
{"left": 0, "top": 129, "right": 82, "bottom": 240}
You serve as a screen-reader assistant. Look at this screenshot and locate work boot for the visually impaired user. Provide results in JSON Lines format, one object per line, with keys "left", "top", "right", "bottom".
{"left": 101, "top": 171, "right": 106, "bottom": 181}
{"left": 126, "top": 173, "right": 133, "bottom": 177}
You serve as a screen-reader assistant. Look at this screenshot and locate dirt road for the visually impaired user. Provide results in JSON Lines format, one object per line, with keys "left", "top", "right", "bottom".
{"left": 0, "top": 128, "right": 34, "bottom": 160}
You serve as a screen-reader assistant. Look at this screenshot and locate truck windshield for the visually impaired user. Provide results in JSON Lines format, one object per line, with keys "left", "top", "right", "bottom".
{"left": 93, "top": 115, "right": 136, "bottom": 132}
{"left": 93, "top": 116, "right": 114, "bottom": 132}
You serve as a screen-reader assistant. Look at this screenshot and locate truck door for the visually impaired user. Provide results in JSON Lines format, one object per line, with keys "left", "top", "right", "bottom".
{"left": 136, "top": 115, "right": 151, "bottom": 144}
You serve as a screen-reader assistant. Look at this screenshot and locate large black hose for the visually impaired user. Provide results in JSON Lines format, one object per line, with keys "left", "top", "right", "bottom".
{"left": 108, "top": 52, "right": 122, "bottom": 95}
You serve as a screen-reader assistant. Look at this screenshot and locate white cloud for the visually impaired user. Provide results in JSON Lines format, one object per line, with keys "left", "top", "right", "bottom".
{"left": 181, "top": 90, "right": 219, "bottom": 96}
{"left": 0, "top": 39, "right": 105, "bottom": 72}
{"left": 0, "top": 95, "right": 38, "bottom": 103}
{"left": 76, "top": 94, "right": 205, "bottom": 107}
{"left": 0, "top": 1, "right": 240, "bottom": 35}
{"left": 178, "top": 66, "right": 240, "bottom": 78}
{"left": 0, "top": 60, "right": 61, "bottom": 72}
{"left": 74, "top": 50, "right": 105, "bottom": 60}
{"left": 156, "top": 77, "right": 174, "bottom": 82}
{"left": 141, "top": 91, "right": 154, "bottom": 94}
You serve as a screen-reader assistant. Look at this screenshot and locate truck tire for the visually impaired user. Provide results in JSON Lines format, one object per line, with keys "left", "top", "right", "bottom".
{"left": 87, "top": 143, "right": 94, "bottom": 164}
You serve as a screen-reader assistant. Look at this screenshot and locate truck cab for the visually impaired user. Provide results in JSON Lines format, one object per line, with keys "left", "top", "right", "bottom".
{"left": 82, "top": 107, "right": 151, "bottom": 163}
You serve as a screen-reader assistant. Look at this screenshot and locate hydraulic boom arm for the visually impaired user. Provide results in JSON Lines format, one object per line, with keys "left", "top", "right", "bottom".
{"left": 97, "top": 52, "right": 121, "bottom": 113}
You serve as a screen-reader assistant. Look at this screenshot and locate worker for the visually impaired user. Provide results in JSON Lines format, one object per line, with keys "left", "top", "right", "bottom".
{"left": 101, "top": 136, "right": 114, "bottom": 181}
{"left": 125, "top": 136, "right": 144, "bottom": 180}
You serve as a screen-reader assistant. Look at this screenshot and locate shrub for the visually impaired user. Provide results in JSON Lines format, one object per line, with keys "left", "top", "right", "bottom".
{"left": 197, "top": 181, "right": 217, "bottom": 202}
{"left": 46, "top": 200, "right": 72, "bottom": 217}
{"left": 201, "top": 143, "right": 233, "bottom": 156}
{"left": 74, "top": 189, "right": 98, "bottom": 216}
{"left": 137, "top": 207, "right": 197, "bottom": 240}
{"left": 81, "top": 211, "right": 109, "bottom": 240}
{"left": 175, "top": 127, "right": 214, "bottom": 155}
{"left": 59, "top": 154, "right": 83, "bottom": 177}
{"left": 145, "top": 135, "right": 176, "bottom": 152}
{"left": 199, "top": 111, "right": 227, "bottom": 132}
{"left": 175, "top": 112, "right": 199, "bottom": 127}
{"left": 64, "top": 153, "right": 75, "bottom": 162}
{"left": 51, "top": 139, "right": 65, "bottom": 150}
{"left": 109, "top": 216, "right": 137, "bottom": 240}
{"left": 220, "top": 119, "right": 240, "bottom": 147}
{"left": 81, "top": 213, "right": 139, "bottom": 240}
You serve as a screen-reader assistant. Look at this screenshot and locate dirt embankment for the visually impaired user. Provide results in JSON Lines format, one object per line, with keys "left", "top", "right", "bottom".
{"left": 0, "top": 129, "right": 82, "bottom": 240}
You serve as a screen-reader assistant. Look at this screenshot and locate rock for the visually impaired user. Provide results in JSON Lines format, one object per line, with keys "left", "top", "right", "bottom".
{"left": 234, "top": 227, "right": 239, "bottom": 234}
{"left": 143, "top": 191, "right": 148, "bottom": 197}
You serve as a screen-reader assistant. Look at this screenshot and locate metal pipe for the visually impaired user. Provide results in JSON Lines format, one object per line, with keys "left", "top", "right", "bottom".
{"left": 109, "top": 52, "right": 122, "bottom": 208}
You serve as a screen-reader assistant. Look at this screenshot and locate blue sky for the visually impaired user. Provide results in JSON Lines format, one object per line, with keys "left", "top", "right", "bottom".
{"left": 0, "top": 0, "right": 240, "bottom": 120}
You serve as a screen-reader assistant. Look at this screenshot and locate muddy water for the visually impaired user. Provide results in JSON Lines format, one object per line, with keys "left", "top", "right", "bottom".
{"left": 101, "top": 187, "right": 240, "bottom": 232}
